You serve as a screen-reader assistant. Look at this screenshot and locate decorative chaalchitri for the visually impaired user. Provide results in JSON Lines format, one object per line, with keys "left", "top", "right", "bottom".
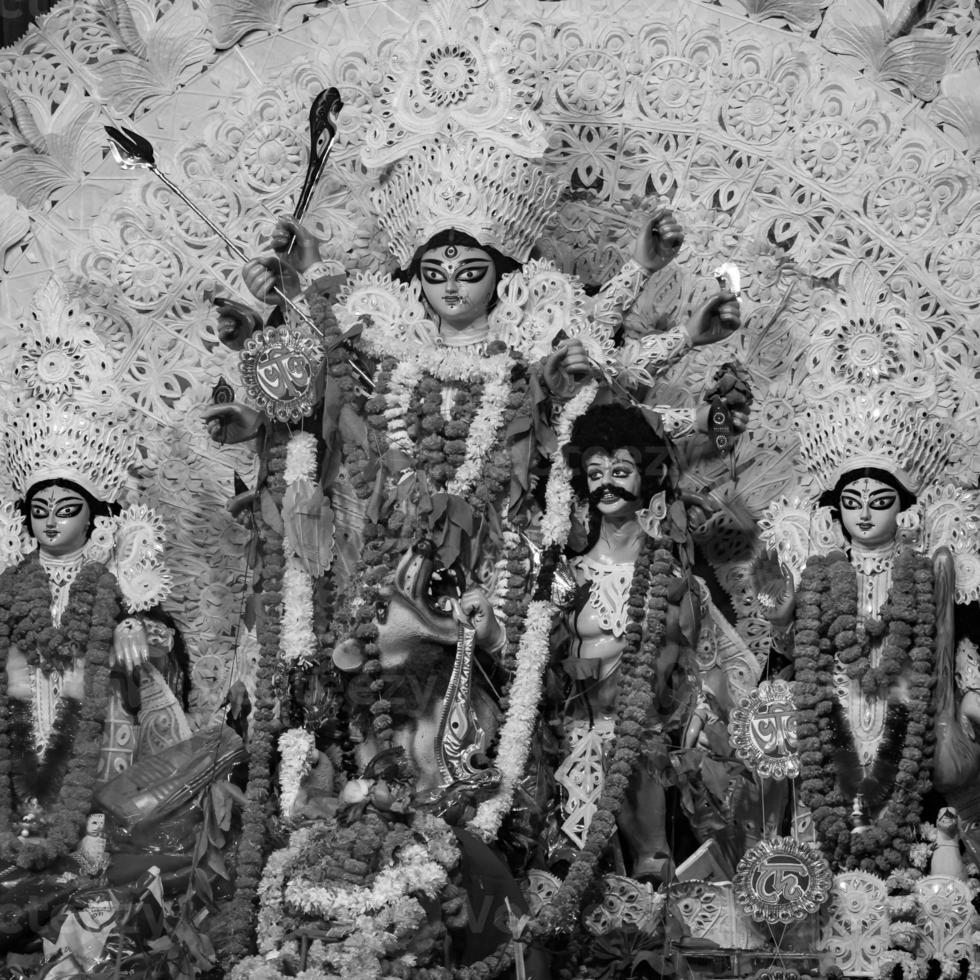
{"left": 3, "top": 0, "right": 980, "bottom": 977}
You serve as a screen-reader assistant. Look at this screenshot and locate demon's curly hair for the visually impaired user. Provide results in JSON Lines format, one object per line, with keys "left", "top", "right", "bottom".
{"left": 565, "top": 403, "right": 671, "bottom": 502}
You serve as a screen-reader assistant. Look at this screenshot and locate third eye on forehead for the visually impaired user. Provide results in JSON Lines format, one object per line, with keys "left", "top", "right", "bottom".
{"left": 421, "top": 256, "right": 492, "bottom": 276}
{"left": 32, "top": 489, "right": 86, "bottom": 510}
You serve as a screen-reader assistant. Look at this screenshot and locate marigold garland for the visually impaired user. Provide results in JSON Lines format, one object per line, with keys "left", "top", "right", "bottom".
{"left": 536, "top": 536, "right": 675, "bottom": 934}
{"left": 226, "top": 433, "right": 289, "bottom": 962}
{"left": 794, "top": 548, "right": 936, "bottom": 874}
{"left": 0, "top": 553, "right": 117, "bottom": 869}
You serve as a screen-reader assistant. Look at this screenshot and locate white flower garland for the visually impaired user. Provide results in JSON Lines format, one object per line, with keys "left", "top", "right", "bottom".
{"left": 277, "top": 727, "right": 316, "bottom": 821}
{"left": 255, "top": 825, "right": 312, "bottom": 953}
{"left": 238, "top": 812, "right": 459, "bottom": 980}
{"left": 284, "top": 432, "right": 317, "bottom": 485}
{"left": 280, "top": 432, "right": 318, "bottom": 665}
{"left": 283, "top": 841, "right": 448, "bottom": 919}
{"left": 446, "top": 360, "right": 512, "bottom": 497}
{"left": 468, "top": 598, "right": 555, "bottom": 839}
{"left": 540, "top": 381, "right": 599, "bottom": 548}
{"left": 383, "top": 359, "right": 423, "bottom": 453}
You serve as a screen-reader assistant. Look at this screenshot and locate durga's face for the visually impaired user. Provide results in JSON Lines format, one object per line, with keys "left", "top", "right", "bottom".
{"left": 838, "top": 476, "right": 900, "bottom": 549}
{"left": 419, "top": 244, "right": 496, "bottom": 331}
{"left": 29, "top": 483, "right": 92, "bottom": 558}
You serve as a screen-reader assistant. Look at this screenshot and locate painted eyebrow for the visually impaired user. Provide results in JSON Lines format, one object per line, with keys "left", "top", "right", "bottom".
{"left": 841, "top": 488, "right": 895, "bottom": 498}
{"left": 33, "top": 494, "right": 86, "bottom": 506}
{"left": 420, "top": 256, "right": 492, "bottom": 267}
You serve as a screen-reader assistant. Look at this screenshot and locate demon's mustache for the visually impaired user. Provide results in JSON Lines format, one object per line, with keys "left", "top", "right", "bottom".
{"left": 589, "top": 484, "right": 639, "bottom": 507}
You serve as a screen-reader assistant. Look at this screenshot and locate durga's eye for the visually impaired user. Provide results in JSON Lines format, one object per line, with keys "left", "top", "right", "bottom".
{"left": 421, "top": 267, "right": 447, "bottom": 284}
{"left": 55, "top": 504, "right": 84, "bottom": 519}
{"left": 457, "top": 265, "right": 490, "bottom": 283}
{"left": 870, "top": 496, "right": 897, "bottom": 510}
{"left": 840, "top": 497, "right": 861, "bottom": 510}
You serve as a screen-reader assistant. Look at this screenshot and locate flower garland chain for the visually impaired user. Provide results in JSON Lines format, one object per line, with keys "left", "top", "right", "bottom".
{"left": 540, "top": 381, "right": 599, "bottom": 548}
{"left": 226, "top": 434, "right": 288, "bottom": 962}
{"left": 446, "top": 359, "right": 512, "bottom": 498}
{"left": 794, "top": 549, "right": 936, "bottom": 874}
{"left": 232, "top": 811, "right": 462, "bottom": 980}
{"left": 469, "top": 597, "right": 555, "bottom": 840}
{"left": 537, "top": 537, "right": 674, "bottom": 934}
{"left": 277, "top": 727, "right": 316, "bottom": 821}
{"left": 0, "top": 553, "right": 117, "bottom": 868}
{"left": 280, "top": 432, "right": 318, "bottom": 666}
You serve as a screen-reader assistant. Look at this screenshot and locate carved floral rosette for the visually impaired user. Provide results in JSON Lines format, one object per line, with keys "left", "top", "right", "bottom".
{"left": 816, "top": 871, "right": 889, "bottom": 976}
{"left": 728, "top": 679, "right": 800, "bottom": 780}
{"left": 733, "top": 837, "right": 832, "bottom": 925}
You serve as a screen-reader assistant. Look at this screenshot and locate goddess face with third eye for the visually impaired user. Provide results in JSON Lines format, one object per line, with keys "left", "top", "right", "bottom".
{"left": 419, "top": 244, "right": 497, "bottom": 334}
{"left": 29, "top": 483, "right": 92, "bottom": 558}
{"left": 838, "top": 476, "right": 901, "bottom": 549}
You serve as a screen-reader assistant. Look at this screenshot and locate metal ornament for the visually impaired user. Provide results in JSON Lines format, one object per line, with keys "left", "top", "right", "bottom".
{"left": 239, "top": 326, "right": 322, "bottom": 422}
{"left": 733, "top": 837, "right": 831, "bottom": 925}
{"left": 728, "top": 679, "right": 800, "bottom": 780}
{"left": 435, "top": 622, "right": 496, "bottom": 788}
{"left": 293, "top": 87, "right": 343, "bottom": 222}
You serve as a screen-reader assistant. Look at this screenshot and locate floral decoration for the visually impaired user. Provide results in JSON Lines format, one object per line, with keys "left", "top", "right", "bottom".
{"left": 0, "top": 552, "right": 117, "bottom": 868}
{"left": 225, "top": 434, "right": 289, "bottom": 961}
{"left": 794, "top": 549, "right": 936, "bottom": 875}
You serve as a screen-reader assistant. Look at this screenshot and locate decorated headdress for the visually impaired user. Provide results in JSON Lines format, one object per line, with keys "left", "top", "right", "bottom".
{"left": 0, "top": 279, "right": 171, "bottom": 610}
{"left": 6, "top": 401, "right": 136, "bottom": 504}
{"left": 761, "top": 272, "right": 980, "bottom": 600}
{"left": 374, "top": 135, "right": 563, "bottom": 267}
{"left": 794, "top": 388, "right": 955, "bottom": 497}
{"left": 359, "top": 0, "right": 548, "bottom": 168}
{"left": 360, "top": 0, "right": 562, "bottom": 267}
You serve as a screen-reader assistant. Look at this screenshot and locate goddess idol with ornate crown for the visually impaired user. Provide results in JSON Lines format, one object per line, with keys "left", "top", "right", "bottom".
{"left": 210, "top": 3, "right": 747, "bottom": 975}
{"left": 0, "top": 284, "right": 244, "bottom": 968}
{"left": 206, "top": 0, "right": 743, "bottom": 796}
{"left": 758, "top": 286, "right": 980, "bottom": 878}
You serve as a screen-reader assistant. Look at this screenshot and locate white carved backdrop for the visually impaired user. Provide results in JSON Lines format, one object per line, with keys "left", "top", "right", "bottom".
{"left": 1, "top": 0, "right": 979, "bottom": 707}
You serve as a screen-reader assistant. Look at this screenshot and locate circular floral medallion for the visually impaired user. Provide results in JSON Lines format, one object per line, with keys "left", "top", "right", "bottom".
{"left": 558, "top": 51, "right": 625, "bottom": 114}
{"left": 832, "top": 317, "right": 900, "bottom": 385}
{"left": 722, "top": 77, "right": 791, "bottom": 142}
{"left": 420, "top": 44, "right": 479, "bottom": 107}
{"left": 728, "top": 679, "right": 800, "bottom": 780}
{"left": 733, "top": 837, "right": 831, "bottom": 924}
{"left": 240, "top": 326, "right": 323, "bottom": 422}
{"left": 797, "top": 118, "right": 863, "bottom": 183}
{"left": 934, "top": 238, "right": 980, "bottom": 301}
{"left": 639, "top": 58, "right": 706, "bottom": 121}
{"left": 15, "top": 336, "right": 84, "bottom": 398}
{"left": 868, "top": 175, "right": 934, "bottom": 239}
{"left": 112, "top": 240, "right": 179, "bottom": 309}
